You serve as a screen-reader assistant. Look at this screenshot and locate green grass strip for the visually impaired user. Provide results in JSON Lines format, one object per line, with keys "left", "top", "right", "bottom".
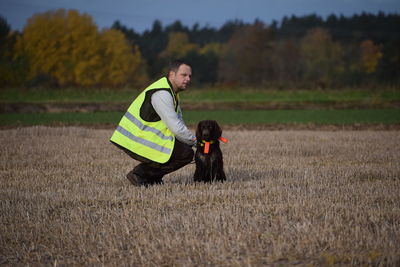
{"left": 185, "top": 109, "right": 400, "bottom": 124}
{"left": 0, "top": 89, "right": 137, "bottom": 103}
{"left": 182, "top": 88, "right": 400, "bottom": 104}
{"left": 1, "top": 88, "right": 399, "bottom": 104}
{"left": 1, "top": 109, "right": 399, "bottom": 126}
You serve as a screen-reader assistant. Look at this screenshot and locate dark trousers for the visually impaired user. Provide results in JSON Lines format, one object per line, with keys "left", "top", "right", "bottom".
{"left": 113, "top": 140, "right": 194, "bottom": 183}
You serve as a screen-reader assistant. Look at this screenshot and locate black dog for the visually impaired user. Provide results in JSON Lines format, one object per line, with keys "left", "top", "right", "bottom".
{"left": 194, "top": 120, "right": 227, "bottom": 182}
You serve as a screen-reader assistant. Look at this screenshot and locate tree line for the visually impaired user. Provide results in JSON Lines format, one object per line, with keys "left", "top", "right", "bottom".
{"left": 0, "top": 9, "right": 399, "bottom": 89}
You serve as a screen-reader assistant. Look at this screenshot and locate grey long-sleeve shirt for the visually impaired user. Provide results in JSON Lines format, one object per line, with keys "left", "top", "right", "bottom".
{"left": 151, "top": 90, "right": 196, "bottom": 146}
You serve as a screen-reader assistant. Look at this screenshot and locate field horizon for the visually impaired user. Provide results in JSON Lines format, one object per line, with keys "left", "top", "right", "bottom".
{"left": 1, "top": 126, "right": 399, "bottom": 266}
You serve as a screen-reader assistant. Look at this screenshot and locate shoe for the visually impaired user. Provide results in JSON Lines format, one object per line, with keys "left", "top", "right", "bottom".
{"left": 126, "top": 171, "right": 163, "bottom": 187}
{"left": 151, "top": 177, "right": 164, "bottom": 185}
{"left": 126, "top": 171, "right": 144, "bottom": 186}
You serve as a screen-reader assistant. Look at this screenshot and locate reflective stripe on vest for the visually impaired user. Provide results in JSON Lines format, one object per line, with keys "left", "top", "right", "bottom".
{"left": 110, "top": 77, "right": 177, "bottom": 163}
{"left": 115, "top": 125, "right": 171, "bottom": 155}
{"left": 123, "top": 111, "right": 173, "bottom": 141}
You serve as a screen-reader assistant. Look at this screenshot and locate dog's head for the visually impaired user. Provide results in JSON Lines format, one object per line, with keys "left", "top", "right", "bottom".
{"left": 196, "top": 120, "right": 222, "bottom": 142}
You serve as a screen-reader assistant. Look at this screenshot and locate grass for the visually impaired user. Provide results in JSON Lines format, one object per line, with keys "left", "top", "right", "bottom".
{"left": 182, "top": 87, "right": 400, "bottom": 104}
{"left": 0, "top": 127, "right": 399, "bottom": 266}
{"left": 1, "top": 87, "right": 399, "bottom": 104}
{"left": 186, "top": 109, "right": 400, "bottom": 125}
{"left": 0, "top": 111, "right": 122, "bottom": 126}
{"left": 0, "top": 88, "right": 137, "bottom": 103}
{"left": 1, "top": 109, "right": 399, "bottom": 126}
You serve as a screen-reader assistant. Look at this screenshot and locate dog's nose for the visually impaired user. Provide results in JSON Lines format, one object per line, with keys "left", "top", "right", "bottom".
{"left": 202, "top": 130, "right": 210, "bottom": 140}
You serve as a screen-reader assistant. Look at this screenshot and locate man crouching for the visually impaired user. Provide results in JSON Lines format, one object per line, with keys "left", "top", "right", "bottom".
{"left": 110, "top": 59, "right": 196, "bottom": 186}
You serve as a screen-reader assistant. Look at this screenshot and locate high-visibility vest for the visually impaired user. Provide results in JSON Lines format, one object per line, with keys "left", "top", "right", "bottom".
{"left": 110, "top": 77, "right": 178, "bottom": 163}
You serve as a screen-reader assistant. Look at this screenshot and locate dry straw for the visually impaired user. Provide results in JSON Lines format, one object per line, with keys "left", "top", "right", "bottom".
{"left": 0, "top": 126, "right": 399, "bottom": 266}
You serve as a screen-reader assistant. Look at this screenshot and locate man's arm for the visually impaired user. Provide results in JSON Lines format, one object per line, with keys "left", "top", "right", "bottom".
{"left": 151, "top": 90, "right": 196, "bottom": 146}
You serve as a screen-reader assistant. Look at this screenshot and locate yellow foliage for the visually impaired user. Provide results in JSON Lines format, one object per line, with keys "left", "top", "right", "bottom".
{"left": 199, "top": 42, "right": 224, "bottom": 56}
{"left": 360, "top": 40, "right": 382, "bottom": 74}
{"left": 99, "top": 29, "right": 142, "bottom": 87}
{"left": 14, "top": 9, "right": 143, "bottom": 87}
{"left": 160, "top": 32, "right": 198, "bottom": 59}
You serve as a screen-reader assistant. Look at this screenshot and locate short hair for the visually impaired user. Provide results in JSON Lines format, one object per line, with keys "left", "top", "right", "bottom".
{"left": 167, "top": 59, "right": 191, "bottom": 76}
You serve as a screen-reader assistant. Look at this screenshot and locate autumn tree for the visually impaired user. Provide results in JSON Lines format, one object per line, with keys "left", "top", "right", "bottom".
{"left": 157, "top": 31, "right": 198, "bottom": 78}
{"left": 97, "top": 28, "right": 144, "bottom": 87}
{"left": 218, "top": 22, "right": 274, "bottom": 86}
{"left": 159, "top": 32, "right": 198, "bottom": 60}
{"left": 359, "top": 39, "right": 382, "bottom": 74}
{"left": 272, "top": 39, "right": 302, "bottom": 86}
{"left": 14, "top": 9, "right": 143, "bottom": 88}
{"left": 300, "top": 28, "right": 344, "bottom": 88}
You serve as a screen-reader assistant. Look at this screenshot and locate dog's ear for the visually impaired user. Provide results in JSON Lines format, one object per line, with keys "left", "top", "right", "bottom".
{"left": 196, "top": 121, "right": 203, "bottom": 139}
{"left": 213, "top": 120, "right": 222, "bottom": 138}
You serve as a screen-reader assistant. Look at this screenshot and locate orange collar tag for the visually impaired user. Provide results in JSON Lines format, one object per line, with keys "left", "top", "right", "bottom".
{"left": 204, "top": 142, "right": 210, "bottom": 154}
{"left": 219, "top": 137, "right": 228, "bottom": 143}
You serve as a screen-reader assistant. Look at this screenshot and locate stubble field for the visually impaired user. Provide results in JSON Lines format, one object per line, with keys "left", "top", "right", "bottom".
{"left": 0, "top": 126, "right": 399, "bottom": 266}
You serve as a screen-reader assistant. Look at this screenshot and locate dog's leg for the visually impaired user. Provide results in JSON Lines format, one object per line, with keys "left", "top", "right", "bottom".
{"left": 193, "top": 165, "right": 201, "bottom": 182}
{"left": 208, "top": 159, "right": 212, "bottom": 181}
{"left": 216, "top": 169, "right": 226, "bottom": 181}
{"left": 215, "top": 155, "right": 226, "bottom": 182}
{"left": 194, "top": 153, "right": 208, "bottom": 182}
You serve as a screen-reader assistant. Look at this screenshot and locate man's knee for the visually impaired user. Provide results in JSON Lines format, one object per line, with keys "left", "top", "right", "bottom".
{"left": 183, "top": 147, "right": 194, "bottom": 164}
{"left": 176, "top": 144, "right": 194, "bottom": 165}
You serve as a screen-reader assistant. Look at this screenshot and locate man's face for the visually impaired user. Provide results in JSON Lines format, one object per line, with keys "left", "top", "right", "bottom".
{"left": 169, "top": 64, "right": 192, "bottom": 92}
